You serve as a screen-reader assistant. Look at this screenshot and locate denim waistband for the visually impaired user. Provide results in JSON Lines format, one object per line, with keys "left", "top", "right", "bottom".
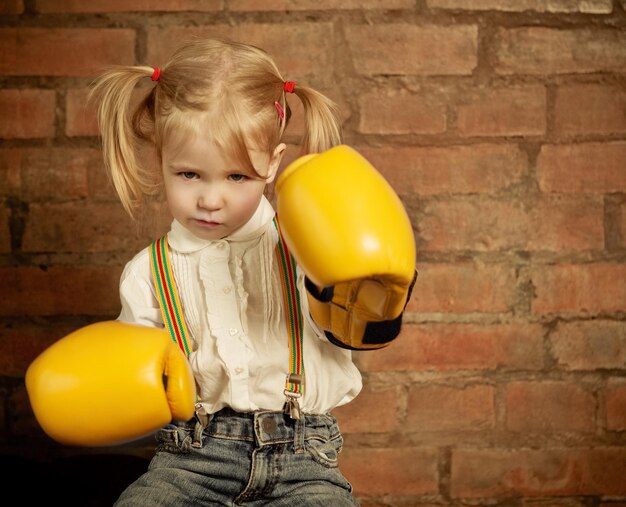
{"left": 211, "top": 408, "right": 337, "bottom": 444}
{"left": 170, "top": 408, "right": 341, "bottom": 452}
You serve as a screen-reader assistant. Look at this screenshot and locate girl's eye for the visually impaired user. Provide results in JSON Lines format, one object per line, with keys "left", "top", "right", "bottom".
{"left": 179, "top": 171, "right": 198, "bottom": 180}
{"left": 229, "top": 174, "right": 248, "bottom": 182}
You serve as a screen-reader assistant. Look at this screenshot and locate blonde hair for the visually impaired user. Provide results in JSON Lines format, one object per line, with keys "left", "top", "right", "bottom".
{"left": 90, "top": 38, "right": 342, "bottom": 219}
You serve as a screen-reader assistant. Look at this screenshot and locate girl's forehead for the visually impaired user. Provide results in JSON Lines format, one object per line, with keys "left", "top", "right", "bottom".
{"left": 158, "top": 106, "right": 271, "bottom": 174}
{"left": 162, "top": 130, "right": 228, "bottom": 167}
{"left": 161, "top": 126, "right": 269, "bottom": 176}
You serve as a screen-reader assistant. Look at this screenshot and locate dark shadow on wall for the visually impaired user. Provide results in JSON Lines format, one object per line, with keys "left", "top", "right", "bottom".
{"left": 2, "top": 453, "right": 150, "bottom": 506}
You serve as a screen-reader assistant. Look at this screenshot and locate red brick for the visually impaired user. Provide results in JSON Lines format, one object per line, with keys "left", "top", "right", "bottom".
{"left": 555, "top": 83, "right": 626, "bottom": 137}
{"left": 67, "top": 86, "right": 154, "bottom": 138}
{"left": 0, "top": 149, "right": 21, "bottom": 196}
{"left": 0, "top": 205, "right": 10, "bottom": 254}
{"left": 0, "top": 148, "right": 97, "bottom": 199}
{"left": 451, "top": 447, "right": 626, "bottom": 497}
{"left": 345, "top": 24, "right": 478, "bottom": 76}
{"left": 231, "top": 0, "right": 413, "bottom": 9}
{"left": 341, "top": 446, "right": 439, "bottom": 496}
{"left": 550, "top": 320, "right": 626, "bottom": 370}
{"left": 532, "top": 263, "right": 626, "bottom": 315}
{"left": 333, "top": 386, "right": 399, "bottom": 434}
{"left": 83, "top": 155, "right": 118, "bottom": 197}
{"left": 523, "top": 501, "right": 586, "bottom": 507}
{"left": 0, "top": 321, "right": 81, "bottom": 377}
{"left": 406, "top": 261, "right": 517, "bottom": 313}
{"left": 36, "top": 0, "right": 223, "bottom": 11}
{"left": 22, "top": 202, "right": 153, "bottom": 253}
{"left": 622, "top": 201, "right": 626, "bottom": 249}
{"left": 494, "top": 27, "right": 626, "bottom": 75}
{"left": 0, "top": 0, "right": 24, "bottom": 13}
{"left": 0, "top": 266, "right": 122, "bottom": 316}
{"left": 358, "top": 144, "right": 528, "bottom": 197}
{"left": 356, "top": 323, "right": 544, "bottom": 372}
{"left": 0, "top": 28, "right": 135, "bottom": 77}
{"left": 65, "top": 88, "right": 98, "bottom": 137}
{"left": 428, "top": 0, "right": 613, "bottom": 13}
{"left": 358, "top": 88, "right": 446, "bottom": 134}
{"left": 528, "top": 195, "right": 604, "bottom": 251}
{"left": 537, "top": 142, "right": 626, "bottom": 193}
{"left": 90, "top": 164, "right": 121, "bottom": 201}
{"left": 420, "top": 197, "right": 528, "bottom": 252}
{"left": 606, "top": 378, "right": 626, "bottom": 431}
{"left": 146, "top": 24, "right": 335, "bottom": 84}
{"left": 406, "top": 384, "right": 495, "bottom": 431}
{"left": 457, "top": 86, "right": 546, "bottom": 137}
{"left": 0, "top": 89, "right": 56, "bottom": 139}
{"left": 505, "top": 381, "right": 595, "bottom": 433}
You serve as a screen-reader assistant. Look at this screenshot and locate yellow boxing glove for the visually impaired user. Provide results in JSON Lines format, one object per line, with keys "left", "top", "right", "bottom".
{"left": 275, "top": 145, "right": 417, "bottom": 350}
{"left": 25, "top": 321, "right": 196, "bottom": 446}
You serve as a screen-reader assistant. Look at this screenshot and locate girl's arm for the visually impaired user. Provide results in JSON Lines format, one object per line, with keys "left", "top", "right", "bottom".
{"left": 118, "top": 250, "right": 163, "bottom": 328}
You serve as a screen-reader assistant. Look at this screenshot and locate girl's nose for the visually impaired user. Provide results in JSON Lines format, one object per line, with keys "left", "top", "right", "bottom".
{"left": 198, "top": 187, "right": 223, "bottom": 210}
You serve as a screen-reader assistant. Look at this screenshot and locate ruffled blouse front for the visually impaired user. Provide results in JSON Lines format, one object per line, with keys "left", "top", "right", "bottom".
{"left": 117, "top": 196, "right": 362, "bottom": 416}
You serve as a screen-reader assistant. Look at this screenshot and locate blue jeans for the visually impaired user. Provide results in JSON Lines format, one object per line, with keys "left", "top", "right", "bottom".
{"left": 114, "top": 408, "right": 359, "bottom": 506}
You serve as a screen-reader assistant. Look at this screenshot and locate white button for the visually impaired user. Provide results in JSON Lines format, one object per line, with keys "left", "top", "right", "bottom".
{"left": 234, "top": 367, "right": 244, "bottom": 374}
{"left": 216, "top": 242, "right": 226, "bottom": 250}
{"left": 229, "top": 328, "right": 238, "bottom": 335}
{"left": 223, "top": 286, "right": 232, "bottom": 294}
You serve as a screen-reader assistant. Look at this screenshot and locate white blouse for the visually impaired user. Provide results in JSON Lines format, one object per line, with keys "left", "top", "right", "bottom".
{"left": 117, "top": 196, "right": 362, "bottom": 416}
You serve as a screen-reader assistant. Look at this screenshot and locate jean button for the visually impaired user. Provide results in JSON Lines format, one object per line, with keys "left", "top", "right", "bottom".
{"left": 262, "top": 417, "right": 277, "bottom": 435}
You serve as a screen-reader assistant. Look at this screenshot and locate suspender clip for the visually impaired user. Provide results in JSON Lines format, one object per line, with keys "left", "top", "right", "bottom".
{"left": 283, "top": 392, "right": 302, "bottom": 420}
{"left": 284, "top": 373, "right": 304, "bottom": 420}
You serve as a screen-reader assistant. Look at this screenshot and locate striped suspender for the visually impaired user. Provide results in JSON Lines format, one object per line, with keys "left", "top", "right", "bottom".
{"left": 149, "top": 216, "right": 305, "bottom": 419}
{"left": 272, "top": 216, "right": 305, "bottom": 419}
{"left": 150, "top": 236, "right": 193, "bottom": 357}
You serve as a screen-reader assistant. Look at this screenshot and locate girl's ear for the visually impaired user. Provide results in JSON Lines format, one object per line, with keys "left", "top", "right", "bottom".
{"left": 265, "top": 143, "right": 286, "bottom": 184}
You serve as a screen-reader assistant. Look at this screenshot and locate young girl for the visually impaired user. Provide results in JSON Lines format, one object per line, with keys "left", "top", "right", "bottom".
{"left": 91, "top": 38, "right": 362, "bottom": 506}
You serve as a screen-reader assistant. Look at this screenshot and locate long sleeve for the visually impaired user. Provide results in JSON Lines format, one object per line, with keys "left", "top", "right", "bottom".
{"left": 117, "top": 248, "right": 163, "bottom": 329}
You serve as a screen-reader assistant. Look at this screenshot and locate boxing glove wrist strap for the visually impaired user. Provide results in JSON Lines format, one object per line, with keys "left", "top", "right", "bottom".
{"left": 150, "top": 217, "right": 305, "bottom": 419}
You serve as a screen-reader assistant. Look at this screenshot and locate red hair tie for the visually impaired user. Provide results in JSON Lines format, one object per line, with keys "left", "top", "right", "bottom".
{"left": 283, "top": 81, "right": 296, "bottom": 93}
{"left": 151, "top": 67, "right": 161, "bottom": 82}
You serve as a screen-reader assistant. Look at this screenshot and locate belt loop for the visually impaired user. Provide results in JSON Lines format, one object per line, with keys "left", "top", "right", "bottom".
{"left": 294, "top": 416, "right": 305, "bottom": 454}
{"left": 191, "top": 420, "right": 203, "bottom": 448}
{"left": 192, "top": 410, "right": 211, "bottom": 448}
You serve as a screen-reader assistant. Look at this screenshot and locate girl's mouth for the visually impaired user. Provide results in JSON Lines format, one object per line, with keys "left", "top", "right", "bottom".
{"left": 195, "top": 219, "right": 221, "bottom": 228}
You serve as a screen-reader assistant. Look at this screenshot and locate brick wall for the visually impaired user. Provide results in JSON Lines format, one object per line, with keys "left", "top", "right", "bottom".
{"left": 1, "top": 1, "right": 625, "bottom": 506}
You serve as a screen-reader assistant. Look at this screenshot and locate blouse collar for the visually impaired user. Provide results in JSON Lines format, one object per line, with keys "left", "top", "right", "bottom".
{"left": 167, "top": 196, "right": 276, "bottom": 253}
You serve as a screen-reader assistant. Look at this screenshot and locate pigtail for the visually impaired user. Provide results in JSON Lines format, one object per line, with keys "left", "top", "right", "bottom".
{"left": 290, "top": 85, "right": 342, "bottom": 154}
{"left": 89, "top": 65, "right": 158, "bottom": 220}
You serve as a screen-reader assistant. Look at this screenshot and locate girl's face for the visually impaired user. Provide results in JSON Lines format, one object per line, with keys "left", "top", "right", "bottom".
{"left": 161, "top": 133, "right": 285, "bottom": 240}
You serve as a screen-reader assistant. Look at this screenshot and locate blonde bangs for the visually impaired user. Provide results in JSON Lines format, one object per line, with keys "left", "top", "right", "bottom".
{"left": 157, "top": 97, "right": 276, "bottom": 179}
